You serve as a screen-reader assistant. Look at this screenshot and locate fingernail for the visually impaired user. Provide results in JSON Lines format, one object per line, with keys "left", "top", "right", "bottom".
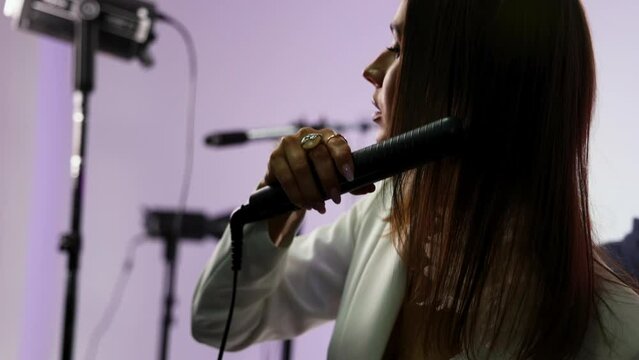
{"left": 315, "top": 202, "right": 326, "bottom": 214}
{"left": 330, "top": 188, "right": 341, "bottom": 204}
{"left": 342, "top": 165, "right": 354, "bottom": 182}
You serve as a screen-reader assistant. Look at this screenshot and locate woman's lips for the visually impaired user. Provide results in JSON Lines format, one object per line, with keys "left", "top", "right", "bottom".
{"left": 371, "top": 98, "right": 382, "bottom": 121}
{"left": 373, "top": 111, "right": 385, "bottom": 142}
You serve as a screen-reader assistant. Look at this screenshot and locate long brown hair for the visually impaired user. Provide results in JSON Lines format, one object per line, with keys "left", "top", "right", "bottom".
{"left": 389, "top": 0, "right": 603, "bottom": 358}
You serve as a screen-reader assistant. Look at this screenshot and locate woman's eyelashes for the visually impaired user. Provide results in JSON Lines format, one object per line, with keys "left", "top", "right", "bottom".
{"left": 386, "top": 42, "right": 401, "bottom": 58}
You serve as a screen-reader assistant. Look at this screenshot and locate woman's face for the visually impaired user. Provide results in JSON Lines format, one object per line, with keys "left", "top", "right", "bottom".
{"left": 364, "top": 0, "right": 407, "bottom": 142}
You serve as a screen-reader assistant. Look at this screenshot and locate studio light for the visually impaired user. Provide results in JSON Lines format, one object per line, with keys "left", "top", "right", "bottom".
{"left": 3, "top": 0, "right": 157, "bottom": 66}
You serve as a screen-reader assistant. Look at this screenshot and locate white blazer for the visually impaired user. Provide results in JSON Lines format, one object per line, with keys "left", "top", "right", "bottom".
{"left": 192, "top": 188, "right": 639, "bottom": 359}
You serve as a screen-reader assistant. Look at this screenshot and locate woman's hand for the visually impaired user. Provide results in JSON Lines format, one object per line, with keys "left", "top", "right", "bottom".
{"left": 259, "top": 127, "right": 375, "bottom": 246}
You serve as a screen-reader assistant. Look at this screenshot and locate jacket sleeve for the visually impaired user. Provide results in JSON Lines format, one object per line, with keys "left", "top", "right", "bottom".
{"left": 191, "top": 192, "right": 379, "bottom": 351}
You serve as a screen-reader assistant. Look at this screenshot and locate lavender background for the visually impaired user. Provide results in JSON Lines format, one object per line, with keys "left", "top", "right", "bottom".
{"left": 0, "top": 1, "right": 637, "bottom": 359}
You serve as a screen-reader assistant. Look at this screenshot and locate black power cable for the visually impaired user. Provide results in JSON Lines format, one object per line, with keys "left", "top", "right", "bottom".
{"left": 217, "top": 270, "right": 239, "bottom": 360}
{"left": 216, "top": 214, "right": 246, "bottom": 360}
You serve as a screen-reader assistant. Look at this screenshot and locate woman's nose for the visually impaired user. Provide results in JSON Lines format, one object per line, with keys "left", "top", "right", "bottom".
{"left": 363, "top": 54, "right": 387, "bottom": 88}
{"left": 363, "top": 67, "right": 383, "bottom": 88}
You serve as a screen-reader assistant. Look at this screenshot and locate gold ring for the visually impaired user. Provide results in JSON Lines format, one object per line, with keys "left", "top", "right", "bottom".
{"left": 300, "top": 133, "right": 323, "bottom": 150}
{"left": 325, "top": 133, "right": 346, "bottom": 144}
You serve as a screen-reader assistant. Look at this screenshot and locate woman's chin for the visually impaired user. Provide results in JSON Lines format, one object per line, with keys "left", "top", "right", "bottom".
{"left": 376, "top": 131, "right": 389, "bottom": 143}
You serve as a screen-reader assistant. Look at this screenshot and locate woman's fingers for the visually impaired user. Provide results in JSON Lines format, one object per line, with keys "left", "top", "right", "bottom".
{"left": 307, "top": 144, "right": 342, "bottom": 205}
{"left": 282, "top": 134, "right": 326, "bottom": 212}
{"left": 262, "top": 127, "right": 364, "bottom": 214}
{"left": 323, "top": 133, "right": 355, "bottom": 182}
{"left": 267, "top": 149, "right": 308, "bottom": 210}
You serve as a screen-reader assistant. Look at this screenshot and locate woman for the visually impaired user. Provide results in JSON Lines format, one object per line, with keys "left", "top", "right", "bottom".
{"left": 192, "top": 0, "right": 639, "bottom": 358}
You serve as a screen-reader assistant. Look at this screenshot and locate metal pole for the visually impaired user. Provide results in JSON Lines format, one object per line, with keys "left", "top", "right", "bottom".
{"left": 59, "top": 1, "right": 100, "bottom": 359}
{"left": 158, "top": 236, "right": 179, "bottom": 360}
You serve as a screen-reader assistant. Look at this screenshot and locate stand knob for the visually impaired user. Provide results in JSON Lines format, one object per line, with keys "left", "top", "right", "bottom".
{"left": 77, "top": 0, "right": 101, "bottom": 21}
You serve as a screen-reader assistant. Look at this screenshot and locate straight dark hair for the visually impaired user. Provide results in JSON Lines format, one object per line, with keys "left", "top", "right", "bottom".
{"left": 388, "top": 0, "right": 618, "bottom": 358}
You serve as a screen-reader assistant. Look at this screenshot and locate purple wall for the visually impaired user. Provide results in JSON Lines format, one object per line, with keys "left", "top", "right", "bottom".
{"left": 0, "top": 13, "right": 39, "bottom": 360}
{"left": 1, "top": 0, "right": 638, "bottom": 359}
{"left": 585, "top": 0, "right": 639, "bottom": 241}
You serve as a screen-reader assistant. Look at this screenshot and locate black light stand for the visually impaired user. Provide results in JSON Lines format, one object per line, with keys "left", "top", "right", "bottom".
{"left": 159, "top": 233, "right": 179, "bottom": 360}
{"left": 282, "top": 339, "right": 293, "bottom": 360}
{"left": 58, "top": 1, "right": 100, "bottom": 359}
{"left": 5, "top": 1, "right": 160, "bottom": 358}
{"left": 144, "top": 209, "right": 230, "bottom": 360}
{"left": 143, "top": 208, "right": 296, "bottom": 360}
